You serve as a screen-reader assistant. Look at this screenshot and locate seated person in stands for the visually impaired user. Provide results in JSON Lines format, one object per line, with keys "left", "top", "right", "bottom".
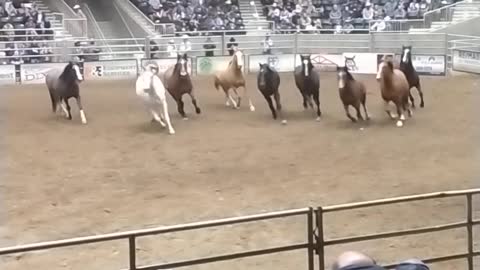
{"left": 331, "top": 251, "right": 385, "bottom": 270}
{"left": 330, "top": 4, "right": 343, "bottom": 25}
{"left": 343, "top": 6, "right": 354, "bottom": 20}
{"left": 373, "top": 4, "right": 384, "bottom": 19}
{"left": 383, "top": 0, "right": 396, "bottom": 18}
{"left": 343, "top": 19, "right": 355, "bottom": 33}
{"left": 419, "top": 0, "right": 431, "bottom": 16}
{"left": 0, "top": 6, "right": 7, "bottom": 17}
{"left": 300, "top": 12, "right": 312, "bottom": 29}
{"left": 149, "top": 0, "right": 161, "bottom": 11}
{"left": 394, "top": 4, "right": 407, "bottom": 19}
{"left": 362, "top": 3, "right": 374, "bottom": 21}
{"left": 407, "top": 1, "right": 420, "bottom": 18}
{"left": 2, "top": 23, "right": 15, "bottom": 41}
{"left": 25, "top": 17, "right": 35, "bottom": 29}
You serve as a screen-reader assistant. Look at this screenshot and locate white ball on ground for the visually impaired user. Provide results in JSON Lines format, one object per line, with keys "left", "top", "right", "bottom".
{"left": 183, "top": 117, "right": 189, "bottom": 121}
{"left": 396, "top": 120, "right": 403, "bottom": 127}
{"left": 315, "top": 117, "right": 321, "bottom": 121}
{"left": 281, "top": 119, "right": 287, "bottom": 125}
{"left": 359, "top": 127, "right": 364, "bottom": 131}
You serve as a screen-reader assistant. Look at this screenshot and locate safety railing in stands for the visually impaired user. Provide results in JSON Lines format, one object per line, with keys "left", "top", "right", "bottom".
{"left": 368, "top": 19, "right": 425, "bottom": 32}
{"left": 447, "top": 34, "right": 480, "bottom": 52}
{"left": 424, "top": 0, "right": 480, "bottom": 29}
{"left": 81, "top": 3, "right": 112, "bottom": 55}
{"left": 119, "top": 0, "right": 175, "bottom": 35}
{"left": 0, "top": 189, "right": 478, "bottom": 270}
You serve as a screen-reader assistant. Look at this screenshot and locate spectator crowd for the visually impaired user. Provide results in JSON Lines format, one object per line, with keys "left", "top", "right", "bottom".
{"left": 261, "top": 0, "right": 456, "bottom": 33}
{"left": 0, "top": 0, "right": 54, "bottom": 64}
{"left": 131, "top": 0, "right": 246, "bottom": 35}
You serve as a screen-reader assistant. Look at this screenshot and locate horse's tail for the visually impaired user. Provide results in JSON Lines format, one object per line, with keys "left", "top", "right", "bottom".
{"left": 214, "top": 76, "right": 221, "bottom": 91}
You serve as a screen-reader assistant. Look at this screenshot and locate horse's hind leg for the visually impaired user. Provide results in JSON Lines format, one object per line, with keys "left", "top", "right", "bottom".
{"left": 161, "top": 99, "right": 175, "bottom": 135}
{"left": 416, "top": 82, "right": 424, "bottom": 108}
{"left": 149, "top": 107, "right": 166, "bottom": 127}
{"left": 176, "top": 97, "right": 187, "bottom": 119}
{"left": 273, "top": 91, "right": 286, "bottom": 124}
{"left": 354, "top": 103, "right": 364, "bottom": 121}
{"left": 409, "top": 90, "right": 416, "bottom": 109}
{"left": 384, "top": 100, "right": 396, "bottom": 119}
{"left": 188, "top": 91, "right": 201, "bottom": 114}
{"left": 64, "top": 98, "right": 72, "bottom": 120}
{"left": 395, "top": 102, "right": 406, "bottom": 127}
{"left": 263, "top": 94, "right": 277, "bottom": 120}
{"left": 361, "top": 93, "right": 370, "bottom": 120}
{"left": 312, "top": 92, "right": 321, "bottom": 121}
{"left": 224, "top": 89, "right": 237, "bottom": 109}
{"left": 240, "top": 86, "right": 255, "bottom": 112}
{"left": 75, "top": 96, "right": 87, "bottom": 124}
{"left": 344, "top": 104, "right": 357, "bottom": 123}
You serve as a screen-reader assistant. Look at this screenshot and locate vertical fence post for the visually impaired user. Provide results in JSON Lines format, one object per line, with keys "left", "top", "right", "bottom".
{"left": 307, "top": 207, "right": 314, "bottom": 270}
{"left": 316, "top": 207, "right": 325, "bottom": 270}
{"left": 221, "top": 32, "right": 226, "bottom": 56}
{"left": 129, "top": 236, "right": 136, "bottom": 270}
{"left": 466, "top": 194, "right": 473, "bottom": 270}
{"left": 145, "top": 36, "right": 151, "bottom": 59}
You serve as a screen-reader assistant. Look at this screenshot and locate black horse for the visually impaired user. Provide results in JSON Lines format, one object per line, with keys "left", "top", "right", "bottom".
{"left": 45, "top": 61, "right": 87, "bottom": 124}
{"left": 400, "top": 45, "right": 424, "bottom": 108}
{"left": 257, "top": 63, "right": 286, "bottom": 124}
{"left": 294, "top": 55, "right": 321, "bottom": 121}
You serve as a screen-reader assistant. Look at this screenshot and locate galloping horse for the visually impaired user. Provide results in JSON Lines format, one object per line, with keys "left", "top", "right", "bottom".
{"left": 294, "top": 55, "right": 321, "bottom": 121}
{"left": 45, "top": 61, "right": 87, "bottom": 124}
{"left": 214, "top": 49, "right": 255, "bottom": 111}
{"left": 136, "top": 63, "right": 175, "bottom": 135}
{"left": 336, "top": 65, "right": 369, "bottom": 122}
{"left": 257, "top": 63, "right": 286, "bottom": 124}
{"left": 400, "top": 45, "right": 424, "bottom": 108}
{"left": 164, "top": 53, "right": 201, "bottom": 119}
{"left": 376, "top": 59, "right": 412, "bottom": 127}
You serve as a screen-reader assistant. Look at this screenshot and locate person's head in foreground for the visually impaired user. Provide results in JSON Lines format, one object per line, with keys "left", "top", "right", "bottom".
{"left": 395, "top": 259, "right": 429, "bottom": 270}
{"left": 332, "top": 251, "right": 385, "bottom": 270}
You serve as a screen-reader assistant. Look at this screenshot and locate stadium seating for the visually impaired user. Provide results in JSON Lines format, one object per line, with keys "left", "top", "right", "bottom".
{"left": 261, "top": 0, "right": 461, "bottom": 32}
{"left": 0, "top": 0, "right": 56, "bottom": 64}
{"left": 129, "top": 0, "right": 246, "bottom": 35}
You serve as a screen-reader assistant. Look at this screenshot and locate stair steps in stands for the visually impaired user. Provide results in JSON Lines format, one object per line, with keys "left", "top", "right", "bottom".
{"left": 238, "top": 0, "right": 272, "bottom": 30}
{"left": 114, "top": 0, "right": 156, "bottom": 35}
{"left": 32, "top": 1, "right": 72, "bottom": 38}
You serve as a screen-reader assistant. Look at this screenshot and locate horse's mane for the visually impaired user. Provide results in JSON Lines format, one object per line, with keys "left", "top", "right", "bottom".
{"left": 344, "top": 68, "right": 354, "bottom": 81}
{"left": 380, "top": 60, "right": 395, "bottom": 87}
{"left": 59, "top": 62, "right": 78, "bottom": 85}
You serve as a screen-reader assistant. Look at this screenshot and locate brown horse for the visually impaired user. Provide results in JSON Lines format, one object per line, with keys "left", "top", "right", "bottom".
{"left": 336, "top": 65, "right": 369, "bottom": 122}
{"left": 164, "top": 53, "right": 201, "bottom": 119}
{"left": 376, "top": 59, "right": 412, "bottom": 127}
{"left": 213, "top": 49, "right": 255, "bottom": 111}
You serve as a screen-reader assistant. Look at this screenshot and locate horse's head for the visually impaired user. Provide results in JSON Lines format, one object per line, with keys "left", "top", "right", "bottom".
{"left": 145, "top": 63, "right": 159, "bottom": 75}
{"left": 175, "top": 53, "right": 189, "bottom": 77}
{"left": 401, "top": 45, "right": 412, "bottom": 64}
{"left": 61, "top": 61, "right": 83, "bottom": 83}
{"left": 300, "top": 54, "right": 313, "bottom": 77}
{"left": 233, "top": 50, "right": 244, "bottom": 70}
{"left": 376, "top": 59, "right": 394, "bottom": 81}
{"left": 258, "top": 62, "right": 270, "bottom": 87}
{"left": 336, "top": 65, "right": 351, "bottom": 89}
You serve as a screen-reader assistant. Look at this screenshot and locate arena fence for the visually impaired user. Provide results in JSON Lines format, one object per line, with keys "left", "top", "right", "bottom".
{"left": 0, "top": 189, "right": 478, "bottom": 270}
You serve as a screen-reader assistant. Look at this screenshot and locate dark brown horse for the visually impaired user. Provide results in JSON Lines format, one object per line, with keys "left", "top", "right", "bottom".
{"left": 164, "top": 53, "right": 201, "bottom": 119}
{"left": 257, "top": 63, "right": 286, "bottom": 124}
{"left": 294, "top": 54, "right": 321, "bottom": 121}
{"left": 376, "top": 59, "right": 412, "bottom": 127}
{"left": 400, "top": 45, "right": 424, "bottom": 108}
{"left": 214, "top": 49, "right": 255, "bottom": 111}
{"left": 336, "top": 65, "right": 369, "bottom": 122}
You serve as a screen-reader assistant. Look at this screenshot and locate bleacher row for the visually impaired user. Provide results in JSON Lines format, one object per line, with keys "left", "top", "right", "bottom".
{"left": 0, "top": 0, "right": 55, "bottom": 64}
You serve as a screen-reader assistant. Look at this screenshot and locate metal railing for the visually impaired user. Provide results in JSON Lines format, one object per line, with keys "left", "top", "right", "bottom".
{"left": 119, "top": 0, "right": 174, "bottom": 35}
{"left": 51, "top": 12, "right": 88, "bottom": 38}
{"left": 82, "top": 3, "right": 112, "bottom": 54}
{"left": 424, "top": 0, "right": 480, "bottom": 28}
{"left": 0, "top": 189, "right": 478, "bottom": 270}
{"left": 368, "top": 19, "right": 425, "bottom": 32}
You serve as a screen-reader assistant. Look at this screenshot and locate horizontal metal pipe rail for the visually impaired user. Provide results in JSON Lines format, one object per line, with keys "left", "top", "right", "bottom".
{"left": 316, "top": 189, "right": 480, "bottom": 270}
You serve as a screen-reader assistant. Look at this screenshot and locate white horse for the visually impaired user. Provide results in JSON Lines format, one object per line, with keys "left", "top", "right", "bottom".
{"left": 136, "top": 63, "right": 175, "bottom": 135}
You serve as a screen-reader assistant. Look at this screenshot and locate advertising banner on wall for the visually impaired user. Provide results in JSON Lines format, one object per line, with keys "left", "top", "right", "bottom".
{"left": 196, "top": 56, "right": 244, "bottom": 75}
{"left": 411, "top": 55, "right": 446, "bottom": 76}
{"left": 452, "top": 50, "right": 480, "bottom": 74}
{"left": 249, "top": 54, "right": 295, "bottom": 72}
{"left": 140, "top": 58, "right": 193, "bottom": 74}
{"left": 20, "top": 63, "right": 68, "bottom": 84}
{"left": 342, "top": 53, "right": 380, "bottom": 74}
{"left": 307, "top": 54, "right": 344, "bottom": 72}
{"left": 0, "top": 65, "right": 16, "bottom": 85}
{"left": 83, "top": 59, "right": 138, "bottom": 80}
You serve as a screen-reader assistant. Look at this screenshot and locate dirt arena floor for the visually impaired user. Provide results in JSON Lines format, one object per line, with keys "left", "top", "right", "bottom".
{"left": 0, "top": 72, "right": 479, "bottom": 270}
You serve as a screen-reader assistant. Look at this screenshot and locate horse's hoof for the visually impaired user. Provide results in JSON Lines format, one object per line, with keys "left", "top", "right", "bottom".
{"left": 281, "top": 120, "right": 287, "bottom": 125}
{"left": 183, "top": 117, "right": 189, "bottom": 121}
{"left": 396, "top": 120, "right": 403, "bottom": 127}
{"left": 195, "top": 108, "right": 201, "bottom": 114}
{"left": 249, "top": 106, "right": 255, "bottom": 112}
{"left": 168, "top": 130, "right": 176, "bottom": 135}
{"left": 315, "top": 117, "right": 321, "bottom": 122}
